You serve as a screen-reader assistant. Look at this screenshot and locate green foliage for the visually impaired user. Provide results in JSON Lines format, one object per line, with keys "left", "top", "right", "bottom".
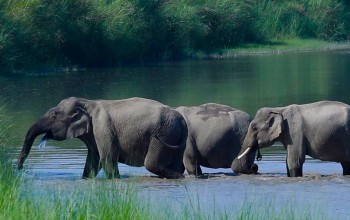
{"left": 193, "top": 0, "right": 255, "bottom": 51}
{"left": 3, "top": 0, "right": 108, "bottom": 67}
{"left": 253, "top": 0, "right": 350, "bottom": 41}
{"left": 98, "top": 0, "right": 148, "bottom": 62}
{"left": 0, "top": 0, "right": 349, "bottom": 70}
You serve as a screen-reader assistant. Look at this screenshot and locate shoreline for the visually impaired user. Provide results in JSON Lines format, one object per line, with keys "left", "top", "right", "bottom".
{"left": 199, "top": 40, "right": 350, "bottom": 59}
{"left": 2, "top": 40, "right": 350, "bottom": 74}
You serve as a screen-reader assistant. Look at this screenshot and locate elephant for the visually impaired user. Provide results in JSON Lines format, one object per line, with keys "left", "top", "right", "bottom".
{"left": 176, "top": 103, "right": 258, "bottom": 176}
{"left": 232, "top": 101, "right": 350, "bottom": 177}
{"left": 17, "top": 97, "right": 188, "bottom": 179}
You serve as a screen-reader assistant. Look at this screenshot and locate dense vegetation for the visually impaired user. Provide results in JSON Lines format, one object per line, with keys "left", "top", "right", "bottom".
{"left": 0, "top": 0, "right": 350, "bottom": 70}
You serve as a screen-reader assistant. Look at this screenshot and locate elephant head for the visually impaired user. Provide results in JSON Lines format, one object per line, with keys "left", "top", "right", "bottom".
{"left": 17, "top": 97, "right": 92, "bottom": 169}
{"left": 232, "top": 108, "right": 284, "bottom": 174}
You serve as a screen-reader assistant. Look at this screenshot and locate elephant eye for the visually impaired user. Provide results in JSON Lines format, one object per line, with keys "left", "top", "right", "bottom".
{"left": 70, "top": 112, "right": 79, "bottom": 120}
{"left": 250, "top": 122, "right": 257, "bottom": 131}
{"left": 252, "top": 125, "right": 257, "bottom": 131}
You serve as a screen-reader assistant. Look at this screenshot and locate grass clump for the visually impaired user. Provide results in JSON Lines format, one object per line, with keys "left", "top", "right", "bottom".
{"left": 0, "top": 99, "right": 18, "bottom": 217}
{"left": 253, "top": 0, "right": 350, "bottom": 41}
{"left": 1, "top": 182, "right": 151, "bottom": 219}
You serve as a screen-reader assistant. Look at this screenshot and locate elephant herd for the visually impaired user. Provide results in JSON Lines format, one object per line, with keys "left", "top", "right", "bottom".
{"left": 17, "top": 97, "right": 350, "bottom": 179}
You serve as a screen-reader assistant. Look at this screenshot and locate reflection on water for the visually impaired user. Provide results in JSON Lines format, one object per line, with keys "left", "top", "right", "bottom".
{"left": 2, "top": 50, "right": 350, "bottom": 145}
{"left": 19, "top": 145, "right": 343, "bottom": 180}
{"left": 3, "top": 49, "right": 350, "bottom": 218}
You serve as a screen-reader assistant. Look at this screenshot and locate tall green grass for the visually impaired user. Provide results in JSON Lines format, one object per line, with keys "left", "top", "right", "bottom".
{"left": 0, "top": 0, "right": 349, "bottom": 71}
{"left": 253, "top": 0, "right": 350, "bottom": 41}
{"left": 0, "top": 182, "right": 153, "bottom": 219}
{"left": 0, "top": 99, "right": 19, "bottom": 218}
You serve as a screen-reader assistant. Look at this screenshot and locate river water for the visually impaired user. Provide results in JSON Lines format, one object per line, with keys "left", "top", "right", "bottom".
{"left": 1, "top": 49, "right": 350, "bottom": 218}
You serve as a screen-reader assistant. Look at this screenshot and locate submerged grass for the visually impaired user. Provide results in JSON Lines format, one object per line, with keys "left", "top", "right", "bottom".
{"left": 235, "top": 196, "right": 332, "bottom": 220}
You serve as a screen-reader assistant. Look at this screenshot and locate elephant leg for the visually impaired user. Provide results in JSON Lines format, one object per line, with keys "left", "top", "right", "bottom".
{"left": 145, "top": 156, "right": 183, "bottom": 179}
{"left": 91, "top": 121, "right": 120, "bottom": 179}
{"left": 286, "top": 158, "right": 290, "bottom": 177}
{"left": 286, "top": 157, "right": 302, "bottom": 177}
{"left": 100, "top": 156, "right": 119, "bottom": 179}
{"left": 82, "top": 149, "right": 101, "bottom": 179}
{"left": 286, "top": 145, "right": 304, "bottom": 177}
{"left": 144, "top": 137, "right": 184, "bottom": 179}
{"left": 79, "top": 135, "right": 102, "bottom": 179}
{"left": 183, "top": 139, "right": 202, "bottom": 176}
{"left": 341, "top": 162, "right": 350, "bottom": 175}
{"left": 288, "top": 167, "right": 303, "bottom": 177}
{"left": 169, "top": 146, "right": 186, "bottom": 175}
{"left": 96, "top": 144, "right": 119, "bottom": 178}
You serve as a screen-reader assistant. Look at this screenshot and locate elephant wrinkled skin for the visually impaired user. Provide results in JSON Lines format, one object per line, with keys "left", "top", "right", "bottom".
{"left": 17, "top": 97, "right": 187, "bottom": 179}
{"left": 232, "top": 101, "right": 350, "bottom": 177}
{"left": 176, "top": 103, "right": 258, "bottom": 176}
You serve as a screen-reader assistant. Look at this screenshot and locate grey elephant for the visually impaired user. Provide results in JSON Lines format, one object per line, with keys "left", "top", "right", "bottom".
{"left": 232, "top": 101, "right": 350, "bottom": 177}
{"left": 17, "top": 97, "right": 188, "bottom": 179}
{"left": 176, "top": 103, "right": 258, "bottom": 176}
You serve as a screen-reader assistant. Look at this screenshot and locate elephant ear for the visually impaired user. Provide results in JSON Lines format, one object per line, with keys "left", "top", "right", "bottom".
{"left": 268, "top": 112, "right": 284, "bottom": 141}
{"left": 66, "top": 108, "right": 91, "bottom": 139}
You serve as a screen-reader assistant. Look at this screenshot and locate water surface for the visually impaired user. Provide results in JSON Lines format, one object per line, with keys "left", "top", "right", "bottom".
{"left": 2, "top": 49, "right": 350, "bottom": 218}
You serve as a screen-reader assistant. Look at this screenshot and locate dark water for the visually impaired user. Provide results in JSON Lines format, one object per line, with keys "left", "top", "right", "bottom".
{"left": 2, "top": 49, "right": 350, "bottom": 218}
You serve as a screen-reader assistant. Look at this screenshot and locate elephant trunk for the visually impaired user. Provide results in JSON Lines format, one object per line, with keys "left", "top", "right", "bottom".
{"left": 17, "top": 118, "right": 48, "bottom": 169}
{"left": 241, "top": 122, "right": 258, "bottom": 153}
{"left": 231, "top": 123, "right": 259, "bottom": 174}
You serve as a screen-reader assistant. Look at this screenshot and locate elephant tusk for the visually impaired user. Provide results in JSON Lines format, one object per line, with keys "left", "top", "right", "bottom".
{"left": 237, "top": 147, "right": 252, "bottom": 160}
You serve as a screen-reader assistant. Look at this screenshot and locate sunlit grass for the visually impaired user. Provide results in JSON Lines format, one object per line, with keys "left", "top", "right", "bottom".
{"left": 5, "top": 182, "right": 151, "bottom": 219}
{"left": 220, "top": 39, "right": 350, "bottom": 56}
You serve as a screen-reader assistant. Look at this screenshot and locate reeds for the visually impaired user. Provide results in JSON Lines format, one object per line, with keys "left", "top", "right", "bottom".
{"left": 0, "top": 0, "right": 349, "bottom": 70}
{"left": 253, "top": 0, "right": 350, "bottom": 41}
